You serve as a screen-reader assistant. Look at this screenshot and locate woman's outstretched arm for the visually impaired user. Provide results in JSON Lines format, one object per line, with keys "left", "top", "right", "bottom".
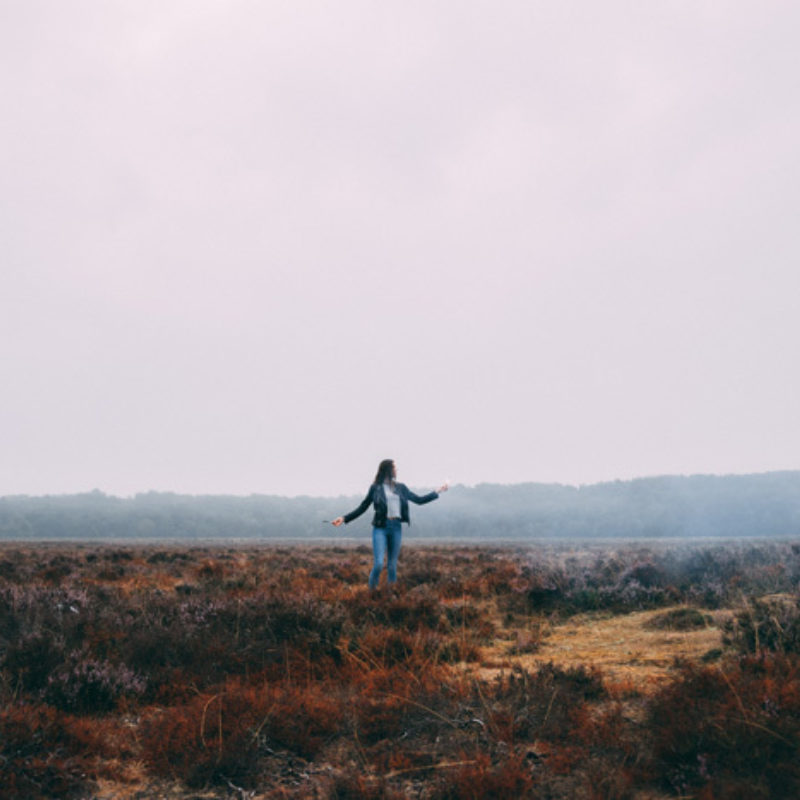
{"left": 406, "top": 482, "right": 449, "bottom": 505}
{"left": 331, "top": 486, "right": 374, "bottom": 527}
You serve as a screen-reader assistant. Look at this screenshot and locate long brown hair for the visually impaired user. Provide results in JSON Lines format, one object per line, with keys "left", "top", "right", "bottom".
{"left": 374, "top": 459, "right": 395, "bottom": 486}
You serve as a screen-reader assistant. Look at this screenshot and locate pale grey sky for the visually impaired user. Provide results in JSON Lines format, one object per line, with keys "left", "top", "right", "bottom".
{"left": 2, "top": 1, "right": 799, "bottom": 497}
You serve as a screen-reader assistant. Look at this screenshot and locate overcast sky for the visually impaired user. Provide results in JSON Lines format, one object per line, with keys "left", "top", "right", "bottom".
{"left": 2, "top": 1, "right": 799, "bottom": 498}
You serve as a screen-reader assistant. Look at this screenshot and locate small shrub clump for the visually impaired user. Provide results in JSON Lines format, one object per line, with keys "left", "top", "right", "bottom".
{"left": 645, "top": 606, "right": 711, "bottom": 631}
{"left": 43, "top": 651, "right": 147, "bottom": 712}
{"left": 723, "top": 595, "right": 800, "bottom": 654}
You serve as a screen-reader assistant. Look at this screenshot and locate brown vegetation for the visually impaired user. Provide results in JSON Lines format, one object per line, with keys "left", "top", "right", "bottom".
{"left": 1, "top": 541, "right": 799, "bottom": 798}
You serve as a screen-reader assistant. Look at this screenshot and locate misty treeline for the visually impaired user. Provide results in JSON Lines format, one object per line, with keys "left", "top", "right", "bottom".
{"left": 1, "top": 472, "right": 798, "bottom": 541}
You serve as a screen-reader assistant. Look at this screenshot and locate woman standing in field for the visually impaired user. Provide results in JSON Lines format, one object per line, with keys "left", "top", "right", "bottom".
{"left": 332, "top": 459, "right": 448, "bottom": 590}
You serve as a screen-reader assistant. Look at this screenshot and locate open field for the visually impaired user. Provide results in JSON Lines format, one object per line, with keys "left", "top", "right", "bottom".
{"left": 1, "top": 541, "right": 799, "bottom": 799}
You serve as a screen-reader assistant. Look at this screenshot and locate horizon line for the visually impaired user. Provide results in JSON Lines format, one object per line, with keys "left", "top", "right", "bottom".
{"left": 2, "top": 468, "right": 798, "bottom": 501}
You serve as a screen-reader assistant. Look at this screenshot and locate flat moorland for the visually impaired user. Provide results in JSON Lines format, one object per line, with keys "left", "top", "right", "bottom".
{"left": 1, "top": 541, "right": 799, "bottom": 799}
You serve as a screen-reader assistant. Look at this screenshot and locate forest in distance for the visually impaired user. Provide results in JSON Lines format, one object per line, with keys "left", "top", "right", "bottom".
{"left": 1, "top": 471, "right": 799, "bottom": 542}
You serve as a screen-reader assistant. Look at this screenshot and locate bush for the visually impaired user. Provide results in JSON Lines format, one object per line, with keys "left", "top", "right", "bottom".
{"left": 645, "top": 654, "right": 800, "bottom": 798}
{"left": 645, "top": 607, "right": 711, "bottom": 631}
{"left": 44, "top": 651, "right": 146, "bottom": 712}
{"left": 345, "top": 587, "right": 443, "bottom": 631}
{"left": 475, "top": 664, "right": 605, "bottom": 743}
{"left": 0, "top": 704, "right": 88, "bottom": 800}
{"left": 724, "top": 596, "right": 800, "bottom": 654}
{"left": 140, "top": 680, "right": 345, "bottom": 786}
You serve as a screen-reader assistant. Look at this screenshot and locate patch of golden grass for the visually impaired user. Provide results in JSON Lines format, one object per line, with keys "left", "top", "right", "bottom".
{"left": 475, "top": 605, "right": 732, "bottom": 693}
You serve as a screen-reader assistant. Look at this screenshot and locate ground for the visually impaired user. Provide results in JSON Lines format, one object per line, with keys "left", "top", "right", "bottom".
{"left": 2, "top": 541, "right": 799, "bottom": 799}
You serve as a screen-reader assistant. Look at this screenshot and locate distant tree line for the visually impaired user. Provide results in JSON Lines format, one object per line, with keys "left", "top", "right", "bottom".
{"left": 1, "top": 472, "right": 799, "bottom": 541}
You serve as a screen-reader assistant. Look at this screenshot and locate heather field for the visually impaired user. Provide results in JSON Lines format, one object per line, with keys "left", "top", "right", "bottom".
{"left": 1, "top": 541, "right": 799, "bottom": 799}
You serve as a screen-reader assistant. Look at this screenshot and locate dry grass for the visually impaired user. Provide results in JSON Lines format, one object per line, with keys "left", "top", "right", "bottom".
{"left": 475, "top": 605, "right": 730, "bottom": 692}
{"left": 2, "top": 541, "right": 798, "bottom": 799}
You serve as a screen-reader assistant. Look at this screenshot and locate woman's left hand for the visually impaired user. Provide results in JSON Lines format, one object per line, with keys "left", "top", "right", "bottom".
{"left": 437, "top": 483, "right": 449, "bottom": 493}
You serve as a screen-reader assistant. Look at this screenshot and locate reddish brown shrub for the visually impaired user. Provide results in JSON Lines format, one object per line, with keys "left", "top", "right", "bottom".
{"left": 140, "top": 691, "right": 259, "bottom": 787}
{"left": 645, "top": 654, "right": 800, "bottom": 798}
{"left": 141, "top": 679, "right": 345, "bottom": 786}
{"left": 345, "top": 587, "right": 443, "bottom": 631}
{"left": 477, "top": 663, "right": 605, "bottom": 743}
{"left": 357, "top": 627, "right": 430, "bottom": 666}
{"left": 350, "top": 661, "right": 456, "bottom": 744}
{"left": 442, "top": 601, "right": 496, "bottom": 641}
{"left": 193, "top": 558, "right": 227, "bottom": 582}
{"left": 0, "top": 703, "right": 89, "bottom": 800}
{"left": 354, "top": 625, "right": 468, "bottom": 669}
{"left": 432, "top": 753, "right": 534, "bottom": 799}
{"left": 573, "top": 704, "right": 639, "bottom": 799}
{"left": 262, "top": 682, "right": 345, "bottom": 757}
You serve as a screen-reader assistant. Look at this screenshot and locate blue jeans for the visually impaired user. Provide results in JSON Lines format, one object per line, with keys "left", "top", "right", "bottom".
{"left": 370, "top": 519, "right": 402, "bottom": 589}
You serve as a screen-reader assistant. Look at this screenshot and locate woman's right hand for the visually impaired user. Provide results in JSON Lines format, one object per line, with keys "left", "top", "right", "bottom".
{"left": 331, "top": 516, "right": 344, "bottom": 527}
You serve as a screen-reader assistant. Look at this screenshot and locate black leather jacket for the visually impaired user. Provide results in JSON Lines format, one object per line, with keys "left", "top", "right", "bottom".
{"left": 343, "top": 482, "right": 439, "bottom": 528}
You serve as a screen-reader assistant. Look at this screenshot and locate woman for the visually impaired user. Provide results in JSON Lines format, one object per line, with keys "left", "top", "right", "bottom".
{"left": 332, "top": 459, "right": 448, "bottom": 590}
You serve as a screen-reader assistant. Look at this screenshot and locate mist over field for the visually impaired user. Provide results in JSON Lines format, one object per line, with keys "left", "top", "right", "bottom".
{"left": 2, "top": 471, "right": 798, "bottom": 542}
